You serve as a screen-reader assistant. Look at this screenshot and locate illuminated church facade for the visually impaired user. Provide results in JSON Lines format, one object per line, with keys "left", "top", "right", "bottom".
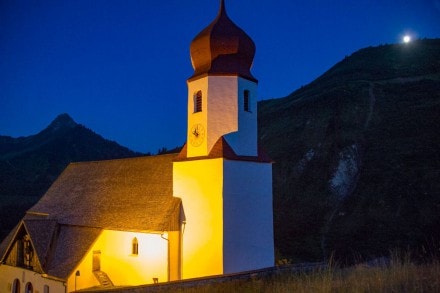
{"left": 0, "top": 1, "right": 274, "bottom": 292}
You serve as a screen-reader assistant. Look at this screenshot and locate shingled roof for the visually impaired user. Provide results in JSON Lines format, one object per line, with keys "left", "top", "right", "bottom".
{"left": 1, "top": 154, "right": 183, "bottom": 280}
{"left": 45, "top": 224, "right": 102, "bottom": 279}
{"left": 28, "top": 154, "right": 182, "bottom": 232}
{"left": 23, "top": 218, "right": 58, "bottom": 269}
{"left": 0, "top": 219, "right": 102, "bottom": 280}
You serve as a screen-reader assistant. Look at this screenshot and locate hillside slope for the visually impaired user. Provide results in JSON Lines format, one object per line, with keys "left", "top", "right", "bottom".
{"left": 0, "top": 114, "right": 141, "bottom": 238}
{"left": 258, "top": 38, "right": 440, "bottom": 262}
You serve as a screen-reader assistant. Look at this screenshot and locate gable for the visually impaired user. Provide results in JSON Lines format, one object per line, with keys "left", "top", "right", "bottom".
{"left": 1, "top": 221, "right": 44, "bottom": 273}
{"left": 0, "top": 219, "right": 102, "bottom": 280}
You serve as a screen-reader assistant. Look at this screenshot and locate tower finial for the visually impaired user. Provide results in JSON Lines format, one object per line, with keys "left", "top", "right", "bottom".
{"left": 219, "top": 0, "right": 227, "bottom": 16}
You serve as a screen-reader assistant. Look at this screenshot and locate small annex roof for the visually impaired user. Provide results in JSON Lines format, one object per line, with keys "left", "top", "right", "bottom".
{"left": 28, "top": 154, "right": 182, "bottom": 232}
{"left": 0, "top": 218, "right": 101, "bottom": 280}
{"left": 45, "top": 224, "right": 102, "bottom": 279}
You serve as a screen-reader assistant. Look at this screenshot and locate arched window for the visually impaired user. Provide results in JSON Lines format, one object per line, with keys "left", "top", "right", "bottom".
{"left": 25, "top": 282, "right": 33, "bottom": 293}
{"left": 12, "top": 279, "right": 20, "bottom": 293}
{"left": 194, "top": 91, "right": 202, "bottom": 113}
{"left": 132, "top": 237, "right": 139, "bottom": 255}
{"left": 244, "top": 90, "right": 251, "bottom": 112}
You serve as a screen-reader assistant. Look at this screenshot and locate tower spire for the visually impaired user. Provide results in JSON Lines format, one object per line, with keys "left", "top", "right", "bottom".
{"left": 219, "top": 0, "right": 226, "bottom": 16}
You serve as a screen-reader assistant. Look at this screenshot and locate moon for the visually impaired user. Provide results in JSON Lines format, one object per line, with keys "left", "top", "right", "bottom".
{"left": 403, "top": 35, "right": 411, "bottom": 43}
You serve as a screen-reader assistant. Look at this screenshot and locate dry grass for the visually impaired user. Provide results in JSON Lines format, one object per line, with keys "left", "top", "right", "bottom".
{"left": 93, "top": 255, "right": 440, "bottom": 293}
{"left": 162, "top": 259, "right": 440, "bottom": 293}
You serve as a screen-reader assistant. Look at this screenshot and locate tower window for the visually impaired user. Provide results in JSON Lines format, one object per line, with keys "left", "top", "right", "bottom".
{"left": 244, "top": 90, "right": 251, "bottom": 112}
{"left": 194, "top": 91, "right": 202, "bottom": 113}
{"left": 132, "top": 237, "right": 139, "bottom": 255}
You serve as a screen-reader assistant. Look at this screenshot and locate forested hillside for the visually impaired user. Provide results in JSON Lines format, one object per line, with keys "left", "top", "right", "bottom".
{"left": 258, "top": 38, "right": 440, "bottom": 263}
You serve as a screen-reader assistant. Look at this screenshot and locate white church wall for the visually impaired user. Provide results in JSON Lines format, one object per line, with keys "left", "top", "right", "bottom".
{"left": 187, "top": 75, "right": 258, "bottom": 158}
{"left": 206, "top": 76, "right": 238, "bottom": 152}
{"left": 187, "top": 77, "right": 209, "bottom": 157}
{"left": 187, "top": 76, "right": 242, "bottom": 157}
{"left": 222, "top": 160, "right": 274, "bottom": 273}
{"left": 0, "top": 265, "right": 65, "bottom": 293}
{"left": 224, "top": 78, "right": 258, "bottom": 156}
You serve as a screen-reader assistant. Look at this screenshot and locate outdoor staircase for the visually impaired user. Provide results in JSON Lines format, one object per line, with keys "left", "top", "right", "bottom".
{"left": 93, "top": 270, "right": 114, "bottom": 287}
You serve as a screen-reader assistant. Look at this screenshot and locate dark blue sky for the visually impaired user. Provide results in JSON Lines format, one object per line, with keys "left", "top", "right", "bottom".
{"left": 1, "top": 0, "right": 439, "bottom": 153}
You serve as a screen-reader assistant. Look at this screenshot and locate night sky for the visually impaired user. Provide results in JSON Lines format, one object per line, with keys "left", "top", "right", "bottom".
{"left": 1, "top": 0, "right": 439, "bottom": 153}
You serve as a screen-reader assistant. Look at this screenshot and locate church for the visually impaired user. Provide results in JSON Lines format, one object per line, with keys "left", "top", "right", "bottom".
{"left": 0, "top": 1, "right": 274, "bottom": 292}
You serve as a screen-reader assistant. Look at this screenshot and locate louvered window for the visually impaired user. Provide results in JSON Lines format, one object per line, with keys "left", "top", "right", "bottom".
{"left": 244, "top": 90, "right": 251, "bottom": 112}
{"left": 194, "top": 91, "right": 202, "bottom": 113}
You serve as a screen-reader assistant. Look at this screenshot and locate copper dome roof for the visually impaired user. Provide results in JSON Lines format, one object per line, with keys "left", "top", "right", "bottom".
{"left": 189, "top": 0, "right": 257, "bottom": 82}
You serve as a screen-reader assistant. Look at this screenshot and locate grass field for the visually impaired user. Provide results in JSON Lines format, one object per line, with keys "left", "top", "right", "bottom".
{"left": 142, "top": 256, "right": 440, "bottom": 293}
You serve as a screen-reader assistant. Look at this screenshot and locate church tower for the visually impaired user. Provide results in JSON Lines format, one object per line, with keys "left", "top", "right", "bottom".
{"left": 186, "top": 0, "right": 258, "bottom": 158}
{"left": 173, "top": 0, "right": 274, "bottom": 279}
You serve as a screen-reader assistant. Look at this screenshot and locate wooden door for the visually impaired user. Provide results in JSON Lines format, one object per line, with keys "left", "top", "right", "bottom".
{"left": 93, "top": 250, "right": 101, "bottom": 271}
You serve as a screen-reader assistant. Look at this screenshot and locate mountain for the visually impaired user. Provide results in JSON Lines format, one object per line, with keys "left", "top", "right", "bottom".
{"left": 0, "top": 114, "right": 141, "bottom": 238}
{"left": 258, "top": 38, "right": 440, "bottom": 263}
{"left": 1, "top": 39, "right": 439, "bottom": 264}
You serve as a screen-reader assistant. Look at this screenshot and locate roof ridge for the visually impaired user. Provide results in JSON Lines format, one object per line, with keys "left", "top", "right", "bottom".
{"left": 68, "top": 153, "right": 178, "bottom": 165}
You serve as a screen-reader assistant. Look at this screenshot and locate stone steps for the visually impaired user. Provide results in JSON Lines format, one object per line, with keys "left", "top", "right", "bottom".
{"left": 93, "top": 270, "right": 114, "bottom": 287}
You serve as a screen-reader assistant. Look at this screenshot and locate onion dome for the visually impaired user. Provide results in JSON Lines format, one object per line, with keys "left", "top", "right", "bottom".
{"left": 189, "top": 0, "right": 257, "bottom": 82}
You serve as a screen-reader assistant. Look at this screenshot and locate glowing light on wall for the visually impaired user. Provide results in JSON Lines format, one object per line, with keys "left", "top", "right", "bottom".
{"left": 68, "top": 230, "right": 170, "bottom": 290}
{"left": 173, "top": 159, "right": 224, "bottom": 279}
